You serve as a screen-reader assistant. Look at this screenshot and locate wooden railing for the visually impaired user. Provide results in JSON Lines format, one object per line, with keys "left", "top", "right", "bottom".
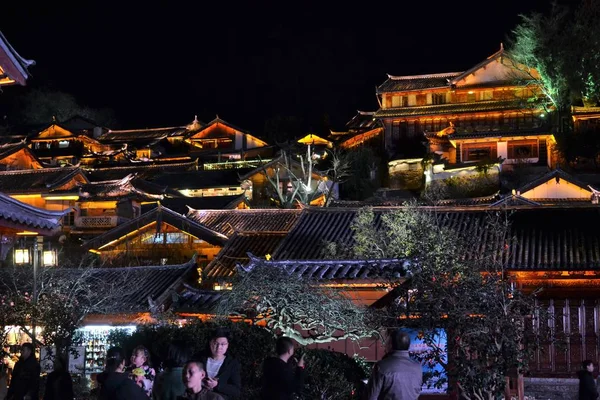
{"left": 74, "top": 216, "right": 118, "bottom": 228}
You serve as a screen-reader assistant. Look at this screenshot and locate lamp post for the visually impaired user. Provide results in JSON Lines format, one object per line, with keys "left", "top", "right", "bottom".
{"left": 31, "top": 236, "right": 42, "bottom": 349}
{"left": 13, "top": 235, "right": 58, "bottom": 347}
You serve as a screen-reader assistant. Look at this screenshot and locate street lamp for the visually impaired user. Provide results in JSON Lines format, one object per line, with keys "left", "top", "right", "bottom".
{"left": 14, "top": 248, "right": 30, "bottom": 265}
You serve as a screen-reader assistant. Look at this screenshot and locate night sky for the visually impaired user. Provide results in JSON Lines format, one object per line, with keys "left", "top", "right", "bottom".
{"left": 1, "top": 1, "right": 563, "bottom": 136}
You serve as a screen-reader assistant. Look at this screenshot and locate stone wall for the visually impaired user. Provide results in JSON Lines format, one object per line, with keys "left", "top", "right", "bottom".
{"left": 388, "top": 159, "right": 424, "bottom": 190}
{"left": 524, "top": 378, "right": 580, "bottom": 400}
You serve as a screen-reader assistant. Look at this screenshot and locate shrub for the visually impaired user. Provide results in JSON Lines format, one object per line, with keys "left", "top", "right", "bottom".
{"left": 300, "top": 349, "right": 368, "bottom": 400}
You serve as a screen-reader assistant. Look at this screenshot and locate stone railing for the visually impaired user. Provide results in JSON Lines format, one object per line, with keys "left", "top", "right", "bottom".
{"left": 74, "top": 215, "right": 118, "bottom": 229}
{"left": 524, "top": 377, "right": 579, "bottom": 400}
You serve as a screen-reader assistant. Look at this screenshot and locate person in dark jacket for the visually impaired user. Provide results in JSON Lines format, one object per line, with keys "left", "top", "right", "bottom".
{"left": 153, "top": 340, "right": 190, "bottom": 400}
{"left": 260, "top": 337, "right": 306, "bottom": 400}
{"left": 579, "top": 360, "right": 599, "bottom": 400}
{"left": 96, "top": 346, "right": 147, "bottom": 400}
{"left": 6, "top": 343, "right": 40, "bottom": 400}
{"left": 43, "top": 356, "right": 74, "bottom": 400}
{"left": 195, "top": 328, "right": 241, "bottom": 399}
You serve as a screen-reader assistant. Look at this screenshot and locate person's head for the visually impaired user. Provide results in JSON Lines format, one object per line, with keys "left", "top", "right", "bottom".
{"left": 20, "top": 343, "right": 34, "bottom": 360}
{"left": 130, "top": 345, "right": 150, "bottom": 368}
{"left": 106, "top": 347, "right": 126, "bottom": 373}
{"left": 275, "top": 337, "right": 295, "bottom": 359}
{"left": 583, "top": 360, "right": 594, "bottom": 372}
{"left": 208, "top": 328, "right": 230, "bottom": 359}
{"left": 182, "top": 361, "right": 205, "bottom": 393}
{"left": 390, "top": 329, "right": 411, "bottom": 351}
{"left": 165, "top": 340, "right": 190, "bottom": 369}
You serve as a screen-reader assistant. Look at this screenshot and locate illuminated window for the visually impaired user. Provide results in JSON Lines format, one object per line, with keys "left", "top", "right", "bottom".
{"left": 481, "top": 90, "right": 493, "bottom": 100}
{"left": 140, "top": 232, "right": 160, "bottom": 244}
{"left": 165, "top": 233, "right": 187, "bottom": 244}
{"left": 462, "top": 143, "right": 497, "bottom": 162}
{"left": 507, "top": 140, "right": 539, "bottom": 159}
{"left": 58, "top": 141, "right": 70, "bottom": 148}
{"left": 392, "top": 95, "right": 401, "bottom": 107}
{"left": 416, "top": 94, "right": 427, "bottom": 106}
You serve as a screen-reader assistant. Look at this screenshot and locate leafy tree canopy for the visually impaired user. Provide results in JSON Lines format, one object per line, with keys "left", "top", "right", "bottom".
{"left": 342, "top": 206, "right": 542, "bottom": 400}
{"left": 508, "top": 1, "right": 600, "bottom": 110}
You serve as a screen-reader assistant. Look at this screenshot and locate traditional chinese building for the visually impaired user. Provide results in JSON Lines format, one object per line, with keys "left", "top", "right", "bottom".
{"left": 82, "top": 205, "right": 228, "bottom": 267}
{"left": 28, "top": 122, "right": 120, "bottom": 166}
{"left": 374, "top": 46, "right": 557, "bottom": 186}
{"left": 0, "top": 142, "right": 44, "bottom": 170}
{"left": 331, "top": 111, "right": 385, "bottom": 151}
{"left": 98, "top": 116, "right": 272, "bottom": 165}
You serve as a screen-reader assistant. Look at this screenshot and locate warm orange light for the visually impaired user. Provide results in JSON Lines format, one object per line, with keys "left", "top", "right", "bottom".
{"left": 16, "top": 231, "right": 38, "bottom": 236}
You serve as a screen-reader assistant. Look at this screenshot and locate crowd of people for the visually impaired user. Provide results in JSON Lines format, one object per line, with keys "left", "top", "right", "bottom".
{"left": 95, "top": 328, "right": 308, "bottom": 400}
{"left": 0, "top": 328, "right": 313, "bottom": 400}
{"left": 16, "top": 328, "right": 600, "bottom": 400}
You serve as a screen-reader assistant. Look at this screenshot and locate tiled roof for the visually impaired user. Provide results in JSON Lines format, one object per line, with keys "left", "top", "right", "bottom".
{"left": 489, "top": 194, "right": 541, "bottom": 207}
{"left": 99, "top": 127, "right": 188, "bottom": 142}
{"left": 0, "top": 166, "right": 87, "bottom": 193}
{"left": 433, "top": 194, "right": 500, "bottom": 206}
{"left": 186, "top": 209, "right": 302, "bottom": 236}
{"left": 0, "top": 192, "right": 67, "bottom": 234}
{"left": 141, "top": 195, "right": 247, "bottom": 215}
{"left": 272, "top": 208, "right": 370, "bottom": 260}
{"left": 204, "top": 232, "right": 287, "bottom": 278}
{"left": 75, "top": 174, "right": 164, "bottom": 201}
{"left": 173, "top": 284, "right": 224, "bottom": 314}
{"left": 0, "top": 31, "right": 35, "bottom": 86}
{"left": 82, "top": 205, "right": 228, "bottom": 251}
{"left": 0, "top": 142, "right": 43, "bottom": 170}
{"left": 376, "top": 72, "right": 461, "bottom": 94}
{"left": 502, "top": 207, "right": 600, "bottom": 270}
{"left": 0, "top": 258, "right": 197, "bottom": 313}
{"left": 185, "top": 117, "right": 251, "bottom": 139}
{"left": 130, "top": 178, "right": 181, "bottom": 197}
{"left": 83, "top": 160, "right": 198, "bottom": 182}
{"left": 240, "top": 254, "right": 410, "bottom": 281}
{"left": 151, "top": 169, "right": 254, "bottom": 190}
{"left": 517, "top": 168, "right": 593, "bottom": 195}
{"left": 448, "top": 48, "right": 504, "bottom": 85}
{"left": 270, "top": 206, "right": 600, "bottom": 271}
{"left": 374, "top": 100, "right": 528, "bottom": 118}
{"left": 345, "top": 111, "right": 381, "bottom": 132}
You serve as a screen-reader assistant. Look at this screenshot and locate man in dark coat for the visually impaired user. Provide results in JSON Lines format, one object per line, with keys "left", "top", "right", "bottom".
{"left": 6, "top": 343, "right": 40, "bottom": 400}
{"left": 260, "top": 337, "right": 306, "bottom": 400}
{"left": 364, "top": 329, "right": 423, "bottom": 400}
{"left": 579, "top": 360, "right": 599, "bottom": 400}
